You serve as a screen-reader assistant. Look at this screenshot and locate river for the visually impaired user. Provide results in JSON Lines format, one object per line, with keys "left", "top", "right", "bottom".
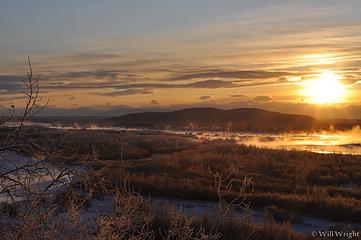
{"left": 5, "top": 121, "right": 361, "bottom": 155}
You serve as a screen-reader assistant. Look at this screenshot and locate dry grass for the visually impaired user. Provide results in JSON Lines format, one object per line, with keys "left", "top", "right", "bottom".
{"left": 104, "top": 141, "right": 361, "bottom": 222}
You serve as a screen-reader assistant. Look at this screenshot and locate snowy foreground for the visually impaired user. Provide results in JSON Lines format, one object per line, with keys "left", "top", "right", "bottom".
{"left": 1, "top": 151, "right": 359, "bottom": 236}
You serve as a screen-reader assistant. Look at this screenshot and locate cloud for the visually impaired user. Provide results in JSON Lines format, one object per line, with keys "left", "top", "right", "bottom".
{"left": 53, "top": 70, "right": 120, "bottom": 80}
{"left": 234, "top": 79, "right": 288, "bottom": 88}
{"left": 1, "top": 64, "right": 314, "bottom": 96}
{"left": 115, "top": 80, "right": 237, "bottom": 89}
{"left": 0, "top": 75, "right": 25, "bottom": 93}
{"left": 169, "top": 70, "right": 292, "bottom": 81}
{"left": 199, "top": 96, "right": 211, "bottom": 100}
{"left": 185, "top": 80, "right": 236, "bottom": 88}
{"left": 63, "top": 53, "right": 121, "bottom": 61}
{"left": 253, "top": 96, "right": 273, "bottom": 102}
{"left": 0, "top": 96, "right": 27, "bottom": 105}
{"left": 97, "top": 89, "right": 153, "bottom": 96}
{"left": 45, "top": 82, "right": 119, "bottom": 89}
{"left": 341, "top": 74, "right": 361, "bottom": 86}
{"left": 32, "top": 74, "right": 296, "bottom": 93}
{"left": 46, "top": 79, "right": 238, "bottom": 90}
{"left": 150, "top": 99, "right": 159, "bottom": 105}
{"left": 230, "top": 94, "right": 247, "bottom": 98}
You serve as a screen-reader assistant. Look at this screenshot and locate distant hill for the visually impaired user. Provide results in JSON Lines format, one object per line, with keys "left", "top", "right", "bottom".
{"left": 106, "top": 108, "right": 320, "bottom": 131}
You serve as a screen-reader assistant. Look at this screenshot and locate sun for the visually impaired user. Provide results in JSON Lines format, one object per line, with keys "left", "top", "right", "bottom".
{"left": 304, "top": 70, "right": 346, "bottom": 104}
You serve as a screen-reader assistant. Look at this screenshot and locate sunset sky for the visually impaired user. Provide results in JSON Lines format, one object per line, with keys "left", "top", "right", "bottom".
{"left": 1, "top": 0, "right": 361, "bottom": 118}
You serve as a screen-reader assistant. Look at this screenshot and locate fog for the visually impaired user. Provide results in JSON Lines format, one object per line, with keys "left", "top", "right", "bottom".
{"left": 193, "top": 126, "right": 361, "bottom": 155}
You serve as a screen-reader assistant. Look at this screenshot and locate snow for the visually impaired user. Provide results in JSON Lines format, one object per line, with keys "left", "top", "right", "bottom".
{"left": 0, "top": 151, "right": 72, "bottom": 203}
{"left": 149, "top": 197, "right": 361, "bottom": 235}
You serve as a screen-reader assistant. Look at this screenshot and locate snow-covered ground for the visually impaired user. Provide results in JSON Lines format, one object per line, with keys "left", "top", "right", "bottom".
{"left": 0, "top": 151, "right": 72, "bottom": 203}
{"left": 1, "top": 151, "right": 359, "bottom": 236}
{"left": 150, "top": 198, "right": 361, "bottom": 235}
{"left": 69, "top": 195, "right": 361, "bottom": 235}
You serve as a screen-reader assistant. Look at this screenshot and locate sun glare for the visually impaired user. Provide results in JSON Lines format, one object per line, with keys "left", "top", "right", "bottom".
{"left": 304, "top": 70, "right": 346, "bottom": 104}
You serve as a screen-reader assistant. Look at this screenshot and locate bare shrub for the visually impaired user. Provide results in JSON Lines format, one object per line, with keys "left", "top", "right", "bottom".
{"left": 97, "top": 188, "right": 154, "bottom": 240}
{"left": 162, "top": 206, "right": 221, "bottom": 240}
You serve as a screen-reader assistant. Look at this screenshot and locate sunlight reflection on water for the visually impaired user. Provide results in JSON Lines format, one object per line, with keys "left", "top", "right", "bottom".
{"left": 192, "top": 129, "right": 361, "bottom": 155}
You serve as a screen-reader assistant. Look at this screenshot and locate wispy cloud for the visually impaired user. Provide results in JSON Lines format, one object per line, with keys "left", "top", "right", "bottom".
{"left": 0, "top": 75, "right": 26, "bottom": 93}
{"left": 96, "top": 89, "right": 153, "bottom": 96}
{"left": 169, "top": 70, "right": 292, "bottom": 81}
{"left": 253, "top": 96, "right": 273, "bottom": 102}
{"left": 199, "top": 95, "right": 211, "bottom": 100}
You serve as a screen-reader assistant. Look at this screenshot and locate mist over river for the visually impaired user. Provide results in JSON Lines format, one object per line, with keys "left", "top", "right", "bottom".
{"left": 5, "top": 121, "right": 361, "bottom": 155}
{"left": 192, "top": 128, "right": 361, "bottom": 155}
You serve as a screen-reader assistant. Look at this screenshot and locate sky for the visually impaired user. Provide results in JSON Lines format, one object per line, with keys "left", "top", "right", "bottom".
{"left": 1, "top": 0, "right": 361, "bottom": 118}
